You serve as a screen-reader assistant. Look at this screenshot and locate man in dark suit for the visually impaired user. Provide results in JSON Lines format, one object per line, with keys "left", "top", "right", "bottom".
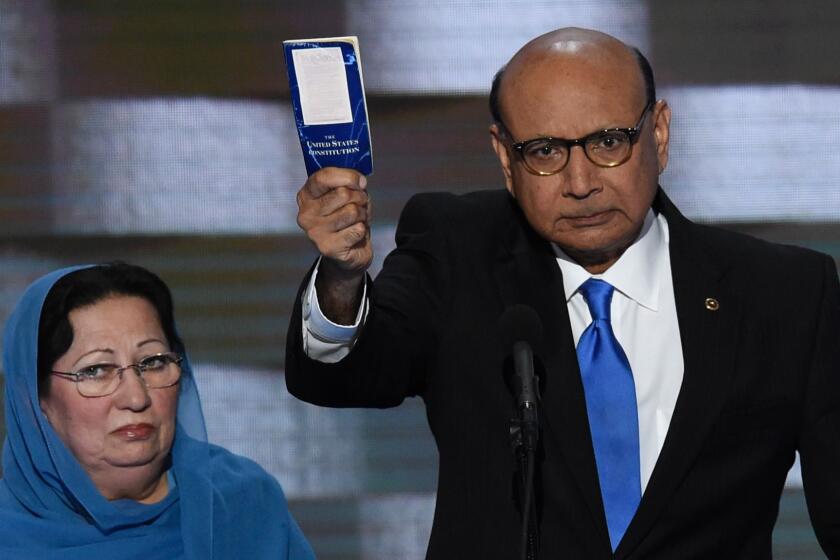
{"left": 286, "top": 28, "right": 840, "bottom": 558}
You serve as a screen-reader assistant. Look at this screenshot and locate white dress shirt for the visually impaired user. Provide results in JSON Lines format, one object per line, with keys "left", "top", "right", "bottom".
{"left": 556, "top": 210, "right": 683, "bottom": 490}
{"left": 302, "top": 209, "right": 684, "bottom": 491}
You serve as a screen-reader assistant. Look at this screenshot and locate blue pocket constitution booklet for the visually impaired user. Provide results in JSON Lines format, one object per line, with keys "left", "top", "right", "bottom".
{"left": 283, "top": 36, "right": 373, "bottom": 176}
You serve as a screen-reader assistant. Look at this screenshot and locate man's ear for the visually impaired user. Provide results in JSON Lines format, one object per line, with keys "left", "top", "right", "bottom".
{"left": 652, "top": 100, "right": 672, "bottom": 175}
{"left": 489, "top": 123, "right": 515, "bottom": 196}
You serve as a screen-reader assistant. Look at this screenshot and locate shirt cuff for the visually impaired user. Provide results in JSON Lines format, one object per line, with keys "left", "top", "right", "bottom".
{"left": 301, "top": 258, "right": 368, "bottom": 363}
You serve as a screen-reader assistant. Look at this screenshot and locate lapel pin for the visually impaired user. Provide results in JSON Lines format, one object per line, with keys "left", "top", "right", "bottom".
{"left": 704, "top": 297, "right": 720, "bottom": 311}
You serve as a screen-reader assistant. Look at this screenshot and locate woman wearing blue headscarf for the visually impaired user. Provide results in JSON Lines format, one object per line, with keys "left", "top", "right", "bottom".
{"left": 0, "top": 263, "right": 316, "bottom": 559}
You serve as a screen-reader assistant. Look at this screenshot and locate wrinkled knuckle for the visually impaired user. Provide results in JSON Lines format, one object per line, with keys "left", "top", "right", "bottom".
{"left": 319, "top": 188, "right": 341, "bottom": 210}
{"left": 304, "top": 176, "right": 319, "bottom": 192}
{"left": 297, "top": 196, "right": 315, "bottom": 218}
{"left": 347, "top": 222, "right": 367, "bottom": 244}
{"left": 344, "top": 203, "right": 363, "bottom": 222}
{"left": 298, "top": 191, "right": 315, "bottom": 211}
{"left": 335, "top": 186, "right": 352, "bottom": 205}
{"left": 351, "top": 190, "right": 368, "bottom": 207}
{"left": 332, "top": 205, "right": 355, "bottom": 229}
{"left": 307, "top": 174, "right": 330, "bottom": 196}
{"left": 296, "top": 210, "right": 310, "bottom": 230}
{"left": 296, "top": 207, "right": 317, "bottom": 230}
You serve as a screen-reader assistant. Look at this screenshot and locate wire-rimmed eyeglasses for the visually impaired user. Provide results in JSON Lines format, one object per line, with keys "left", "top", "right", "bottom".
{"left": 50, "top": 352, "right": 183, "bottom": 398}
{"left": 505, "top": 102, "right": 654, "bottom": 176}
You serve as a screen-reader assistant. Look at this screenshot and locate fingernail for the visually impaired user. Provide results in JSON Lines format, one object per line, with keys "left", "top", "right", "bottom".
{"left": 359, "top": 175, "right": 368, "bottom": 189}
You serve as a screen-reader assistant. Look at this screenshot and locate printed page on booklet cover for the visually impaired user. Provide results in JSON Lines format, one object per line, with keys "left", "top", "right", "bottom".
{"left": 283, "top": 36, "right": 373, "bottom": 176}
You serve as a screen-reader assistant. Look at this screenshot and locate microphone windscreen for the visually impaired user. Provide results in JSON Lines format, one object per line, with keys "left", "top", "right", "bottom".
{"left": 498, "top": 304, "right": 543, "bottom": 350}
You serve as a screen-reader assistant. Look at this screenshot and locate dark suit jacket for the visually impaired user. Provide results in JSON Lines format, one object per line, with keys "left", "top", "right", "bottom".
{"left": 286, "top": 188, "right": 840, "bottom": 559}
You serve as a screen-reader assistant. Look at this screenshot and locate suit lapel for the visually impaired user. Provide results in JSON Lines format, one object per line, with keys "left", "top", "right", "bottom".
{"left": 493, "top": 200, "right": 611, "bottom": 547}
{"left": 616, "top": 191, "right": 742, "bottom": 557}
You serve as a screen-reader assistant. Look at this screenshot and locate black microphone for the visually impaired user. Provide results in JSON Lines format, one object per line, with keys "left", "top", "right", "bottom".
{"left": 499, "top": 305, "right": 544, "bottom": 560}
{"left": 499, "top": 304, "right": 543, "bottom": 412}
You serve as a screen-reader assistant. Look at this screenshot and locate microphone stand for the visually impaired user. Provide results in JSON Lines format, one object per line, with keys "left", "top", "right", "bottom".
{"left": 499, "top": 307, "right": 543, "bottom": 560}
{"left": 510, "top": 383, "right": 539, "bottom": 559}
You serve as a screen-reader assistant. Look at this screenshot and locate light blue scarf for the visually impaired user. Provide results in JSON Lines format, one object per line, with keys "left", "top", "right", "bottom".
{"left": 0, "top": 266, "right": 316, "bottom": 559}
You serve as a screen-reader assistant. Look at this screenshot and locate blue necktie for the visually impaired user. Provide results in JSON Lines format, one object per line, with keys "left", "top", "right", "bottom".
{"left": 576, "top": 278, "right": 641, "bottom": 551}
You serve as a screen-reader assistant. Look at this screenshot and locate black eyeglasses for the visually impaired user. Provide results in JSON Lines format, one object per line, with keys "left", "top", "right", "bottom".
{"left": 506, "top": 102, "right": 654, "bottom": 176}
{"left": 50, "top": 352, "right": 183, "bottom": 398}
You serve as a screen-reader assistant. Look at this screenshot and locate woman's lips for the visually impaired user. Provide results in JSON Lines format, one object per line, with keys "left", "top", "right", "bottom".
{"left": 112, "top": 423, "right": 154, "bottom": 440}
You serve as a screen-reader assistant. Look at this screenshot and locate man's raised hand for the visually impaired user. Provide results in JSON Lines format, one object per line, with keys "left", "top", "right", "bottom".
{"left": 297, "top": 167, "right": 372, "bottom": 274}
{"left": 296, "top": 167, "right": 371, "bottom": 323}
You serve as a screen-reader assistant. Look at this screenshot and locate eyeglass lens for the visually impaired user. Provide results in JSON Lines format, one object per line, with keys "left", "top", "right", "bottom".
{"left": 522, "top": 130, "right": 633, "bottom": 174}
{"left": 74, "top": 353, "right": 182, "bottom": 397}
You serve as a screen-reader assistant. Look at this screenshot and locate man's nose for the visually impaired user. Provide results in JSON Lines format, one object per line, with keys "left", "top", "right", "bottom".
{"left": 113, "top": 367, "right": 152, "bottom": 411}
{"left": 562, "top": 145, "right": 600, "bottom": 199}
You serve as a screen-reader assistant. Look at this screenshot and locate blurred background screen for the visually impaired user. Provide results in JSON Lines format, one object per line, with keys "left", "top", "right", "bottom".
{"left": 1, "top": 1, "right": 838, "bottom": 558}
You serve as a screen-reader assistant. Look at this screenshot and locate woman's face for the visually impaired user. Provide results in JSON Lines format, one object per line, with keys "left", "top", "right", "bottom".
{"left": 40, "top": 295, "right": 178, "bottom": 501}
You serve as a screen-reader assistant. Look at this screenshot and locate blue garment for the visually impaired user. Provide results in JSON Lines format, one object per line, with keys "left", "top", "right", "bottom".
{"left": 0, "top": 266, "right": 316, "bottom": 559}
{"left": 576, "top": 278, "right": 641, "bottom": 551}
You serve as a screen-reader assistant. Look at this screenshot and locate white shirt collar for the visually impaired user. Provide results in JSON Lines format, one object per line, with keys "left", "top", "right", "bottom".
{"left": 553, "top": 209, "right": 668, "bottom": 312}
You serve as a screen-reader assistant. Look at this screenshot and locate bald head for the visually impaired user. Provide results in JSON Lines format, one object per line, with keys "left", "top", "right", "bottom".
{"left": 489, "top": 28, "right": 655, "bottom": 128}
{"left": 487, "top": 27, "right": 671, "bottom": 273}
